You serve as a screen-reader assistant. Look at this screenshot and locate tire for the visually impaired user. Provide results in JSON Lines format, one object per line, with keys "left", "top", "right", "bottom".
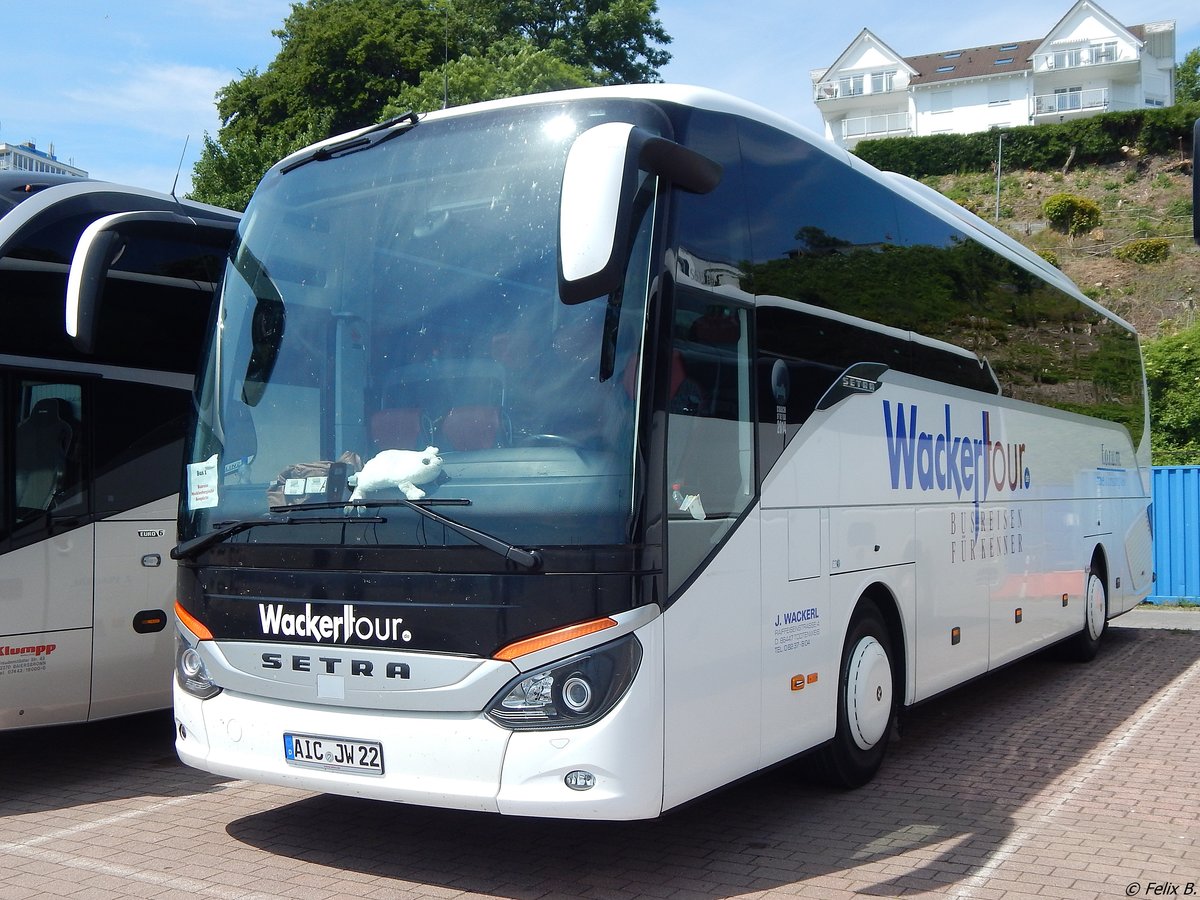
{"left": 1067, "top": 567, "right": 1107, "bottom": 662}
{"left": 815, "top": 599, "right": 896, "bottom": 788}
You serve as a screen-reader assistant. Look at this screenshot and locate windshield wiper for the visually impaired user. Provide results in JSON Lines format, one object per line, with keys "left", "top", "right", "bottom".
{"left": 272, "top": 498, "right": 543, "bottom": 570}
{"left": 279, "top": 112, "right": 420, "bottom": 175}
{"left": 171, "top": 513, "right": 386, "bottom": 561}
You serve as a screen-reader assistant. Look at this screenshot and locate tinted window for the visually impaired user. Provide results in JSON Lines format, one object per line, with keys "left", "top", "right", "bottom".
{"left": 0, "top": 241, "right": 213, "bottom": 376}
{"left": 738, "top": 118, "right": 914, "bottom": 438}
{"left": 736, "top": 118, "right": 1143, "bottom": 447}
{"left": 667, "top": 111, "right": 756, "bottom": 594}
{"left": 9, "top": 379, "right": 87, "bottom": 542}
{"left": 92, "top": 381, "right": 189, "bottom": 514}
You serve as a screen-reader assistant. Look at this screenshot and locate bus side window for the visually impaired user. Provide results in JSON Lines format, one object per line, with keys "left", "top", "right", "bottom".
{"left": 14, "top": 383, "right": 85, "bottom": 526}
{"left": 92, "top": 381, "right": 191, "bottom": 514}
{"left": 666, "top": 293, "right": 754, "bottom": 595}
{"left": 666, "top": 110, "right": 756, "bottom": 596}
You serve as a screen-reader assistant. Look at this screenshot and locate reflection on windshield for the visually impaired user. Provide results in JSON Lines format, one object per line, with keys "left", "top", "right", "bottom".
{"left": 184, "top": 101, "right": 662, "bottom": 550}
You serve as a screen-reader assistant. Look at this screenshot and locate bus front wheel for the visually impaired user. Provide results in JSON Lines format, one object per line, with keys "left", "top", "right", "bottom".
{"left": 815, "top": 599, "right": 895, "bottom": 788}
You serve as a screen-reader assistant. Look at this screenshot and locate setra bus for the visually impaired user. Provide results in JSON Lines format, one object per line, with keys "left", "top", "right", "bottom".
{"left": 0, "top": 173, "right": 237, "bottom": 729}
{"left": 73, "top": 86, "right": 1151, "bottom": 817}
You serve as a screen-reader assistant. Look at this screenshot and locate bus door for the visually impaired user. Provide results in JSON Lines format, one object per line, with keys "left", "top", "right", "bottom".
{"left": 1, "top": 378, "right": 93, "bottom": 728}
{"left": 88, "top": 378, "right": 193, "bottom": 721}
{"left": 661, "top": 286, "right": 762, "bottom": 807}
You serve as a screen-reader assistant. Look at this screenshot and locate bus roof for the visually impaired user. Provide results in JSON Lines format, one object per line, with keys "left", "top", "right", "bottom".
{"left": 271, "top": 84, "right": 843, "bottom": 177}
{"left": 0, "top": 179, "right": 239, "bottom": 262}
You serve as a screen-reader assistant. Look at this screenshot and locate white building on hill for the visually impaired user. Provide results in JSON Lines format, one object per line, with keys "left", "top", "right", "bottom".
{"left": 812, "top": 0, "right": 1176, "bottom": 148}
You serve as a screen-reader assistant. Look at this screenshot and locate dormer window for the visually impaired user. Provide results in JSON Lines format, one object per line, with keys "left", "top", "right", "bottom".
{"left": 936, "top": 65, "right": 956, "bottom": 73}
{"left": 943, "top": 52, "right": 962, "bottom": 59}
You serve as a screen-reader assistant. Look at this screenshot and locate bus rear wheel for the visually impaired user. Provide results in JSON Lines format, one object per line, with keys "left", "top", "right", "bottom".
{"left": 815, "top": 599, "right": 895, "bottom": 788}
{"left": 1066, "top": 567, "right": 1107, "bottom": 662}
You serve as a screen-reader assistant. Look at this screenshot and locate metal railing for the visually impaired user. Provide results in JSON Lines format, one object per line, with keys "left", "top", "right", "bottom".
{"left": 1032, "top": 88, "right": 1109, "bottom": 116}
{"left": 815, "top": 82, "right": 901, "bottom": 102}
{"left": 1032, "top": 45, "right": 1128, "bottom": 72}
{"left": 841, "top": 112, "right": 911, "bottom": 140}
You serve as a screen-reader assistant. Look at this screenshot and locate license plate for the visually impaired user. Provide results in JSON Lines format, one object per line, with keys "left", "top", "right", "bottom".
{"left": 283, "top": 732, "right": 384, "bottom": 776}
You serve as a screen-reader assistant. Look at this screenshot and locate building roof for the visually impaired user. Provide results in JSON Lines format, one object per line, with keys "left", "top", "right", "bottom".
{"left": 906, "top": 39, "right": 1042, "bottom": 85}
{"left": 906, "top": 24, "right": 1147, "bottom": 87}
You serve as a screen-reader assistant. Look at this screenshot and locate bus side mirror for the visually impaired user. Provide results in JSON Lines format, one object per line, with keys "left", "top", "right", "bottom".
{"left": 558, "top": 123, "right": 721, "bottom": 304}
{"left": 67, "top": 227, "right": 125, "bottom": 354}
{"left": 67, "top": 211, "right": 238, "bottom": 354}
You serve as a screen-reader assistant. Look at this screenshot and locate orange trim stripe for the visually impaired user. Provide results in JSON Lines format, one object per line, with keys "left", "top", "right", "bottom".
{"left": 493, "top": 617, "right": 617, "bottom": 661}
{"left": 174, "top": 601, "right": 213, "bottom": 641}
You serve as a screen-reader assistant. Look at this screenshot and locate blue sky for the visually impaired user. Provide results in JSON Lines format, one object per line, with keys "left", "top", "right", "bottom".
{"left": 3, "top": 1, "right": 1198, "bottom": 196}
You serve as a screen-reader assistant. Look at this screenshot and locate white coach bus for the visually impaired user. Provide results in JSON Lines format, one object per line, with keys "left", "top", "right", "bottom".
{"left": 73, "top": 86, "right": 1151, "bottom": 816}
{"left": 0, "top": 173, "right": 237, "bottom": 729}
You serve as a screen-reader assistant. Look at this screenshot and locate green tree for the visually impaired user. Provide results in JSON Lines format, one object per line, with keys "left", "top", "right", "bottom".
{"left": 1177, "top": 47, "right": 1200, "bottom": 104}
{"left": 190, "top": 119, "right": 330, "bottom": 211}
{"left": 189, "top": 0, "right": 671, "bottom": 209}
{"left": 469, "top": 0, "right": 672, "bottom": 85}
{"left": 384, "top": 44, "right": 593, "bottom": 115}
{"left": 1144, "top": 324, "right": 1200, "bottom": 465}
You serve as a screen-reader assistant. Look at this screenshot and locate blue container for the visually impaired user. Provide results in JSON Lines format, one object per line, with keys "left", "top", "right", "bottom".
{"left": 1149, "top": 466, "right": 1200, "bottom": 604}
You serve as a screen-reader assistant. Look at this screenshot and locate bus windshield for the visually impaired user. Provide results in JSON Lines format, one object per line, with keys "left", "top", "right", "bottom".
{"left": 183, "top": 100, "right": 663, "bottom": 550}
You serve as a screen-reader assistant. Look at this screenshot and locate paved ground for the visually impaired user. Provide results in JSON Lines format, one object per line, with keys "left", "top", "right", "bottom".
{"left": 1, "top": 608, "right": 1198, "bottom": 900}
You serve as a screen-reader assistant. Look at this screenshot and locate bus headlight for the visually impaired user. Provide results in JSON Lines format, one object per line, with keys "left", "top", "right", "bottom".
{"left": 485, "top": 634, "right": 641, "bottom": 730}
{"left": 175, "top": 634, "right": 221, "bottom": 700}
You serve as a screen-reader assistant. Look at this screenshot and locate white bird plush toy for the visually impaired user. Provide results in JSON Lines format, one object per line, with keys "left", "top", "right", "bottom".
{"left": 348, "top": 446, "right": 443, "bottom": 502}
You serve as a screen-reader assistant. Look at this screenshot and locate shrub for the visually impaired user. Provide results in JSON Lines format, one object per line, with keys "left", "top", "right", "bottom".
{"left": 1036, "top": 248, "right": 1060, "bottom": 268}
{"left": 1113, "top": 238, "right": 1171, "bottom": 263}
{"left": 1043, "top": 193, "right": 1102, "bottom": 235}
{"left": 851, "top": 101, "right": 1200, "bottom": 177}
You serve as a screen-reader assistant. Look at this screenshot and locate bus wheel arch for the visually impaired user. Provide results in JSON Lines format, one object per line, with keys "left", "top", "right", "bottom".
{"left": 865, "top": 585, "right": 907, "bottom": 706}
{"left": 816, "top": 588, "right": 901, "bottom": 788}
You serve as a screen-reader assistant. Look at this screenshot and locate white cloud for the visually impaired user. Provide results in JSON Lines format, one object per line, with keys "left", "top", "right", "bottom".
{"left": 63, "top": 62, "right": 230, "bottom": 143}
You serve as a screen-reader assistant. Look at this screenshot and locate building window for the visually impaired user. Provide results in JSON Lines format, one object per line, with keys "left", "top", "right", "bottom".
{"left": 838, "top": 74, "right": 864, "bottom": 96}
{"left": 1054, "top": 87, "right": 1083, "bottom": 111}
{"left": 935, "top": 65, "right": 955, "bottom": 73}
{"left": 931, "top": 90, "right": 953, "bottom": 113}
{"left": 870, "top": 70, "right": 896, "bottom": 93}
{"left": 1053, "top": 48, "right": 1082, "bottom": 69}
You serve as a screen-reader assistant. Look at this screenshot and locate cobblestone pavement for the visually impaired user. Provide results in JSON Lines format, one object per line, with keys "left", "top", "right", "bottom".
{"left": 1, "top": 611, "right": 1197, "bottom": 900}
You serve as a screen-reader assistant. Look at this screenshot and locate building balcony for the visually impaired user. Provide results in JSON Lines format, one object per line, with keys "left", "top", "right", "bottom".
{"left": 1032, "top": 48, "right": 1139, "bottom": 76}
{"left": 842, "top": 112, "right": 912, "bottom": 141}
{"left": 814, "top": 80, "right": 902, "bottom": 103}
{"left": 1032, "top": 88, "right": 1110, "bottom": 118}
